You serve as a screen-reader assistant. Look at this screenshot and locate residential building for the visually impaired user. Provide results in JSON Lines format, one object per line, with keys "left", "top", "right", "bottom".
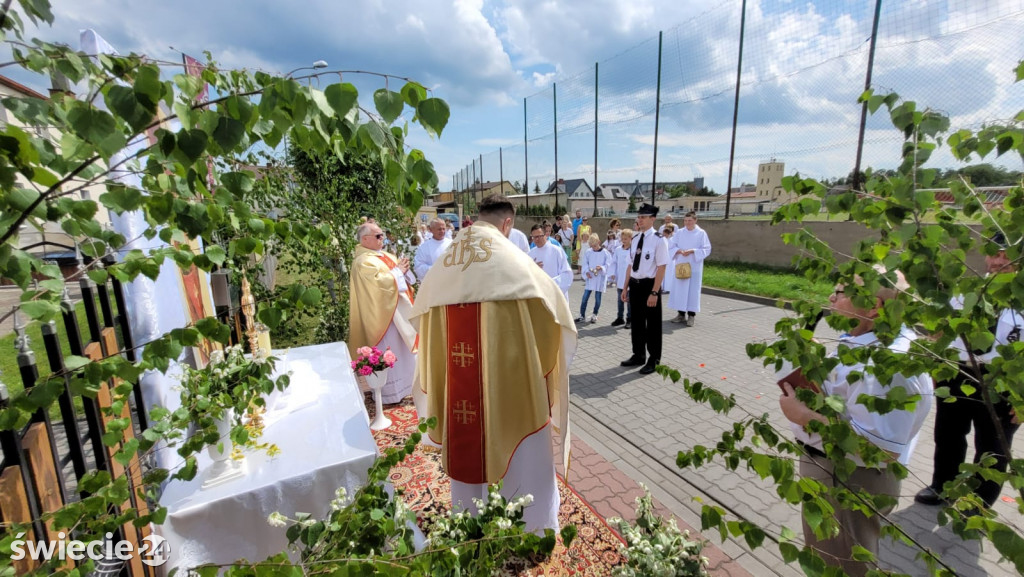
{"left": 1, "top": 75, "right": 109, "bottom": 266}
{"left": 461, "top": 180, "right": 518, "bottom": 203}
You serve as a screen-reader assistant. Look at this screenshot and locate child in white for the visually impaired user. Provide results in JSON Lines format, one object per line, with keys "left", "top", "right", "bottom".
{"left": 609, "top": 229, "right": 633, "bottom": 327}
{"left": 577, "top": 234, "right": 611, "bottom": 323}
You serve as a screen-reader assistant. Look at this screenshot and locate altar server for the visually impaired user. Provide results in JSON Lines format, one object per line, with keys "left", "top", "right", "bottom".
{"left": 413, "top": 218, "right": 452, "bottom": 280}
{"left": 528, "top": 223, "right": 573, "bottom": 302}
{"left": 667, "top": 212, "right": 711, "bottom": 326}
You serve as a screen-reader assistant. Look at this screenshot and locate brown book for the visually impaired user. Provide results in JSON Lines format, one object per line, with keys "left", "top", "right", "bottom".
{"left": 776, "top": 364, "right": 821, "bottom": 394}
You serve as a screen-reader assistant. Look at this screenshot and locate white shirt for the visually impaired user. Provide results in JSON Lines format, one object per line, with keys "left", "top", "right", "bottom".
{"left": 627, "top": 228, "right": 670, "bottom": 279}
{"left": 413, "top": 236, "right": 452, "bottom": 280}
{"left": 612, "top": 246, "right": 632, "bottom": 290}
{"left": 789, "top": 328, "right": 934, "bottom": 465}
{"left": 509, "top": 228, "right": 530, "bottom": 253}
{"left": 581, "top": 248, "right": 612, "bottom": 292}
{"left": 528, "top": 242, "right": 573, "bottom": 297}
{"left": 948, "top": 296, "right": 1024, "bottom": 363}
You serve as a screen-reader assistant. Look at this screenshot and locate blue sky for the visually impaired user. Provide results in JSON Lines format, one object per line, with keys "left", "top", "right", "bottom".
{"left": 6, "top": 0, "right": 1024, "bottom": 194}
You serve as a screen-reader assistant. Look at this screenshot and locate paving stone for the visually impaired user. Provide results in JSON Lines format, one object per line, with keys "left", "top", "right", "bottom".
{"left": 562, "top": 285, "right": 1024, "bottom": 576}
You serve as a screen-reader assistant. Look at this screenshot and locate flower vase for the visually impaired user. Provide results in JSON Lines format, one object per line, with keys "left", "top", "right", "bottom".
{"left": 202, "top": 409, "right": 246, "bottom": 489}
{"left": 366, "top": 368, "right": 392, "bottom": 431}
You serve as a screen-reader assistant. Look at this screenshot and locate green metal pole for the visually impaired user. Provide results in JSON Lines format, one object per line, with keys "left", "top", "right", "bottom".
{"left": 651, "top": 31, "right": 663, "bottom": 207}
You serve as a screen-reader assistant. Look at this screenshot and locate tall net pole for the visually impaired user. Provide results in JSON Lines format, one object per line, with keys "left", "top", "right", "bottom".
{"left": 651, "top": 31, "right": 663, "bottom": 207}
{"left": 724, "top": 0, "right": 747, "bottom": 220}
{"left": 853, "top": 0, "right": 884, "bottom": 193}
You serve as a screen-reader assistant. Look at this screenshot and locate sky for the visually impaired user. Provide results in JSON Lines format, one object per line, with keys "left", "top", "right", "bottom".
{"left": 4, "top": 0, "right": 1024, "bottom": 195}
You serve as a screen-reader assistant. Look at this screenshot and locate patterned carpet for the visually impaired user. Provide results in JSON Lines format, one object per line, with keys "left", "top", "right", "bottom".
{"left": 368, "top": 396, "right": 625, "bottom": 575}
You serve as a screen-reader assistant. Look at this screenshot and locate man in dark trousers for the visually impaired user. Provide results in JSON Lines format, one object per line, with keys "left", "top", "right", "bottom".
{"left": 620, "top": 203, "right": 670, "bottom": 375}
{"left": 915, "top": 233, "right": 1022, "bottom": 508}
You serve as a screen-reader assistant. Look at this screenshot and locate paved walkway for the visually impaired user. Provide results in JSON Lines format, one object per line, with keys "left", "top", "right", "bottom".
{"left": 563, "top": 280, "right": 1023, "bottom": 577}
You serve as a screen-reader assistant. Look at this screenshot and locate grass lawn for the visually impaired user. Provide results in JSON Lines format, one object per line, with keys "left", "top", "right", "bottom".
{"left": 702, "top": 260, "right": 832, "bottom": 304}
{"left": 0, "top": 299, "right": 97, "bottom": 421}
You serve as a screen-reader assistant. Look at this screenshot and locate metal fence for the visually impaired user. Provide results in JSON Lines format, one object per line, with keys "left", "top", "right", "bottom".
{"left": 0, "top": 259, "right": 156, "bottom": 577}
{"left": 451, "top": 0, "right": 1024, "bottom": 214}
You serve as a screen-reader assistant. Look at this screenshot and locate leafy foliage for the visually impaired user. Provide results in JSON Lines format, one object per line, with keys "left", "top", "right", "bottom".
{"left": 0, "top": 0, "right": 455, "bottom": 574}
{"left": 611, "top": 486, "right": 709, "bottom": 577}
{"left": 213, "top": 419, "right": 575, "bottom": 576}
{"left": 664, "top": 61, "right": 1024, "bottom": 576}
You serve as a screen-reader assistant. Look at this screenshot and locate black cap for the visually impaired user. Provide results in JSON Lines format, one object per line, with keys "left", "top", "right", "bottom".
{"left": 638, "top": 203, "right": 659, "bottom": 216}
{"left": 991, "top": 231, "right": 1008, "bottom": 248}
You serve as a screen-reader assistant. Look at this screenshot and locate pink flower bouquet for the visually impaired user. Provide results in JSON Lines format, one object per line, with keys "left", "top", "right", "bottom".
{"left": 351, "top": 345, "right": 397, "bottom": 376}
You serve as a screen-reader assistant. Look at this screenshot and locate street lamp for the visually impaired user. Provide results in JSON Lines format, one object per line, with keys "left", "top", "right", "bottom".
{"left": 284, "top": 60, "right": 328, "bottom": 79}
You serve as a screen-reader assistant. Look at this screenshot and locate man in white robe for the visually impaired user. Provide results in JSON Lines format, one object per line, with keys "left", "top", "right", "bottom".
{"left": 413, "top": 218, "right": 452, "bottom": 280}
{"left": 411, "top": 195, "right": 576, "bottom": 534}
{"left": 348, "top": 222, "right": 424, "bottom": 413}
{"left": 667, "top": 212, "right": 711, "bottom": 326}
{"left": 527, "top": 223, "right": 573, "bottom": 302}
{"left": 509, "top": 227, "right": 530, "bottom": 253}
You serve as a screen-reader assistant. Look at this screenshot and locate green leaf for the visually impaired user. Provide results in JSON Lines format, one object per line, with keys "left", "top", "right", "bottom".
{"left": 324, "top": 83, "right": 359, "bottom": 119}
{"left": 205, "top": 245, "right": 226, "bottom": 266}
{"left": 400, "top": 82, "right": 427, "bottom": 108}
{"left": 258, "top": 307, "right": 284, "bottom": 329}
{"left": 175, "top": 128, "right": 208, "bottom": 163}
{"left": 87, "top": 268, "right": 108, "bottom": 285}
{"left": 20, "top": 300, "right": 59, "bottom": 321}
{"left": 299, "top": 287, "right": 321, "bottom": 308}
{"left": 373, "top": 89, "right": 404, "bottom": 124}
{"left": 105, "top": 85, "right": 151, "bottom": 132}
{"left": 64, "top": 355, "right": 91, "bottom": 371}
{"left": 416, "top": 98, "right": 450, "bottom": 137}
{"left": 221, "top": 171, "right": 254, "bottom": 194}
{"left": 212, "top": 116, "right": 245, "bottom": 151}
{"left": 133, "top": 65, "right": 164, "bottom": 108}
{"left": 358, "top": 122, "right": 388, "bottom": 151}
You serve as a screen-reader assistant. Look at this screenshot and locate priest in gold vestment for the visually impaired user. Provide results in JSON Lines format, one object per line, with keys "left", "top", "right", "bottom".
{"left": 348, "top": 222, "right": 424, "bottom": 412}
{"left": 410, "top": 195, "right": 577, "bottom": 533}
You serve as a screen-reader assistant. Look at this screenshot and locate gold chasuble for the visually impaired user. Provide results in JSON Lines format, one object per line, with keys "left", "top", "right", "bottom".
{"left": 410, "top": 223, "right": 577, "bottom": 484}
{"left": 347, "top": 245, "right": 418, "bottom": 361}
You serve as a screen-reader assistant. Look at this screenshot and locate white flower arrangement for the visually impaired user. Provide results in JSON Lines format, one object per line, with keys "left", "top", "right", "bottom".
{"left": 611, "top": 486, "right": 709, "bottom": 577}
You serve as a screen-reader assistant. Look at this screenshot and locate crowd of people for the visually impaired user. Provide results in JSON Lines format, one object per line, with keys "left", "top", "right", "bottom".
{"left": 346, "top": 197, "right": 1021, "bottom": 576}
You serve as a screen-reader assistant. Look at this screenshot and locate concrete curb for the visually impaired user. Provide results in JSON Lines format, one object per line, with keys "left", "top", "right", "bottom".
{"left": 701, "top": 286, "right": 792, "bottom": 310}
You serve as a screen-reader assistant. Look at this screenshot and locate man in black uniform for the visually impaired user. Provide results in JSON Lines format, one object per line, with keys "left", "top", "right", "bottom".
{"left": 620, "top": 203, "right": 670, "bottom": 375}
{"left": 915, "top": 233, "right": 1022, "bottom": 507}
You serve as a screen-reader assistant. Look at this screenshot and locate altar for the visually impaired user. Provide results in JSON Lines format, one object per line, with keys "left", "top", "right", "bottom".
{"left": 153, "top": 342, "right": 377, "bottom": 575}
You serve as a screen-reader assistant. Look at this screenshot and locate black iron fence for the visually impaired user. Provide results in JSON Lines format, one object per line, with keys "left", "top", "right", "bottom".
{"left": 0, "top": 259, "right": 154, "bottom": 577}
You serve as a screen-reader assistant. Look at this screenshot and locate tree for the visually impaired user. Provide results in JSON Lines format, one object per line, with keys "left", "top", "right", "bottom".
{"left": 948, "top": 163, "right": 1022, "bottom": 187}
{"left": 0, "top": 2, "right": 591, "bottom": 575}
{"left": 662, "top": 67, "right": 1024, "bottom": 576}
{"left": 534, "top": 180, "right": 541, "bottom": 194}
{"left": 512, "top": 179, "right": 522, "bottom": 194}
{"left": 668, "top": 183, "right": 691, "bottom": 198}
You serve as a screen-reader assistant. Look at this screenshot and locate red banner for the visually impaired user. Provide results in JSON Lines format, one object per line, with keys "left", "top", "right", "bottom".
{"left": 444, "top": 302, "right": 485, "bottom": 483}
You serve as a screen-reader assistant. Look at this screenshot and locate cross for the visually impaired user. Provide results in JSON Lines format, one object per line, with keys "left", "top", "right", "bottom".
{"left": 450, "top": 342, "right": 474, "bottom": 368}
{"left": 453, "top": 400, "right": 477, "bottom": 424}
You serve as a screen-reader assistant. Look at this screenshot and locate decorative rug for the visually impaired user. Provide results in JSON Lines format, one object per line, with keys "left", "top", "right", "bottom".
{"left": 367, "top": 395, "right": 625, "bottom": 575}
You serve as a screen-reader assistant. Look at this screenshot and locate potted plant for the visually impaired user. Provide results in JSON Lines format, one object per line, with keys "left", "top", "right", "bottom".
{"left": 352, "top": 346, "right": 397, "bottom": 430}
{"left": 176, "top": 344, "right": 289, "bottom": 486}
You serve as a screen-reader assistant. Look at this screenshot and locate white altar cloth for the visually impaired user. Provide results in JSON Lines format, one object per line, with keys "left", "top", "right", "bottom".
{"left": 154, "top": 342, "right": 378, "bottom": 575}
